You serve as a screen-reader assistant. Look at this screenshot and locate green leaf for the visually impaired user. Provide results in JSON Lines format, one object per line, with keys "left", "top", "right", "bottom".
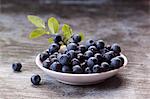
{"left": 27, "top": 15, "right": 45, "bottom": 28}
{"left": 48, "top": 38, "right": 54, "bottom": 43}
{"left": 62, "top": 24, "right": 73, "bottom": 44}
{"left": 62, "top": 24, "right": 73, "bottom": 39}
{"left": 29, "top": 28, "right": 47, "bottom": 39}
{"left": 48, "top": 17, "right": 60, "bottom": 34}
{"left": 79, "top": 32, "right": 84, "bottom": 40}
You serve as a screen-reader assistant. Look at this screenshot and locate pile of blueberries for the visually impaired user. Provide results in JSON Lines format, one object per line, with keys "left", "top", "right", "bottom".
{"left": 40, "top": 34, "right": 124, "bottom": 74}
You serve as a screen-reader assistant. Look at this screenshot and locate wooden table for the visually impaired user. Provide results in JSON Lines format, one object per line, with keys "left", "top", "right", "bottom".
{"left": 0, "top": 2, "right": 150, "bottom": 99}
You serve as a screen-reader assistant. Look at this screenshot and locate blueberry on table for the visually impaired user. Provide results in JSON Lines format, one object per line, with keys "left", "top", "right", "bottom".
{"left": 31, "top": 75, "right": 41, "bottom": 85}
{"left": 66, "top": 50, "right": 77, "bottom": 59}
{"left": 43, "top": 61, "right": 51, "bottom": 69}
{"left": 67, "top": 43, "right": 78, "bottom": 51}
{"left": 40, "top": 52, "right": 50, "bottom": 62}
{"left": 86, "top": 39, "right": 95, "bottom": 48}
{"left": 110, "top": 57, "right": 122, "bottom": 69}
{"left": 50, "top": 62, "right": 62, "bottom": 72}
{"left": 101, "top": 62, "right": 110, "bottom": 72}
{"left": 84, "top": 50, "right": 94, "bottom": 59}
{"left": 12, "top": 63, "right": 22, "bottom": 72}
{"left": 58, "top": 54, "right": 70, "bottom": 65}
{"left": 96, "top": 40, "right": 105, "bottom": 49}
{"left": 71, "top": 58, "right": 80, "bottom": 66}
{"left": 62, "top": 65, "right": 72, "bottom": 73}
{"left": 72, "top": 34, "right": 81, "bottom": 43}
{"left": 54, "top": 34, "right": 62, "bottom": 43}
{"left": 88, "top": 46, "right": 97, "bottom": 53}
{"left": 92, "top": 64, "right": 102, "bottom": 73}
{"left": 111, "top": 43, "right": 121, "bottom": 54}
{"left": 87, "top": 57, "right": 98, "bottom": 68}
{"left": 72, "top": 65, "right": 83, "bottom": 74}
{"left": 78, "top": 45, "right": 87, "bottom": 53}
{"left": 84, "top": 67, "right": 92, "bottom": 74}
{"left": 48, "top": 43, "right": 60, "bottom": 54}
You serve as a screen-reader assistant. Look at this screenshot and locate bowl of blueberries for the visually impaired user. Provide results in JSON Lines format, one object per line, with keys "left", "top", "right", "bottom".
{"left": 35, "top": 34, "right": 128, "bottom": 85}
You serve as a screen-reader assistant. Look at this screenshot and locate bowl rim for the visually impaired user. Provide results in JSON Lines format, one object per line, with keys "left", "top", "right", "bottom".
{"left": 36, "top": 53, "right": 127, "bottom": 77}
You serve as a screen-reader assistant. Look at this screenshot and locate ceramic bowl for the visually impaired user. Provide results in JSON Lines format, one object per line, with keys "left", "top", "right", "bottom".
{"left": 36, "top": 53, "right": 127, "bottom": 85}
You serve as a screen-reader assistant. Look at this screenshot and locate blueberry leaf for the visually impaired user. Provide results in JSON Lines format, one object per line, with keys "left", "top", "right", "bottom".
{"left": 79, "top": 32, "right": 84, "bottom": 40}
{"left": 27, "top": 15, "right": 45, "bottom": 28}
{"left": 48, "top": 38, "right": 54, "bottom": 43}
{"left": 48, "top": 17, "right": 59, "bottom": 34}
{"left": 29, "top": 28, "right": 47, "bottom": 39}
{"left": 62, "top": 24, "right": 73, "bottom": 44}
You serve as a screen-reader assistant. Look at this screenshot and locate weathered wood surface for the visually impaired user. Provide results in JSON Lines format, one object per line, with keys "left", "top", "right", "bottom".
{"left": 0, "top": 1, "right": 150, "bottom": 99}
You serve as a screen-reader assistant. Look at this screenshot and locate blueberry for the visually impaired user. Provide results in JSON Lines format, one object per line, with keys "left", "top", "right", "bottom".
{"left": 62, "top": 65, "right": 72, "bottom": 73}
{"left": 96, "top": 40, "right": 105, "bottom": 49}
{"left": 88, "top": 46, "right": 97, "bottom": 53}
{"left": 43, "top": 61, "right": 51, "bottom": 69}
{"left": 92, "top": 64, "right": 102, "bottom": 73}
{"left": 72, "top": 65, "right": 83, "bottom": 74}
{"left": 58, "top": 54, "right": 70, "bottom": 65}
{"left": 80, "top": 62, "right": 87, "bottom": 70}
{"left": 77, "top": 53, "right": 85, "bottom": 63}
{"left": 12, "top": 63, "right": 22, "bottom": 72}
{"left": 53, "top": 52, "right": 59, "bottom": 56}
{"left": 50, "top": 62, "right": 62, "bottom": 72}
{"left": 87, "top": 57, "right": 98, "bottom": 68}
{"left": 31, "top": 75, "right": 41, "bottom": 85}
{"left": 84, "top": 50, "right": 94, "bottom": 59}
{"left": 66, "top": 50, "right": 77, "bottom": 59}
{"left": 67, "top": 43, "right": 78, "bottom": 51}
{"left": 71, "top": 58, "right": 80, "bottom": 66}
{"left": 84, "top": 67, "right": 92, "bottom": 74}
{"left": 72, "top": 34, "right": 81, "bottom": 43}
{"left": 110, "top": 57, "right": 122, "bottom": 69}
{"left": 78, "top": 45, "right": 87, "bottom": 53}
{"left": 116, "top": 56, "right": 124, "bottom": 66}
{"left": 111, "top": 43, "right": 121, "bottom": 54}
{"left": 54, "top": 34, "right": 62, "bottom": 43}
{"left": 49, "top": 43, "right": 60, "bottom": 54}
{"left": 104, "top": 51, "right": 115, "bottom": 62}
{"left": 86, "top": 39, "right": 95, "bottom": 48}
{"left": 101, "top": 62, "right": 110, "bottom": 72}
{"left": 99, "top": 48, "right": 109, "bottom": 54}
{"left": 106, "top": 45, "right": 111, "bottom": 50}
{"left": 51, "top": 58, "right": 58, "bottom": 63}
{"left": 94, "top": 53, "right": 103, "bottom": 63}
{"left": 40, "top": 52, "right": 50, "bottom": 62}
{"left": 49, "top": 54, "right": 57, "bottom": 59}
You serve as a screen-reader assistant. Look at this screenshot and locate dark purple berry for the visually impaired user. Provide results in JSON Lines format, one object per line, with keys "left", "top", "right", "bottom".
{"left": 43, "top": 61, "right": 51, "bottom": 69}
{"left": 101, "top": 62, "right": 110, "bottom": 72}
{"left": 50, "top": 62, "right": 62, "bottom": 72}
{"left": 77, "top": 53, "right": 85, "bottom": 63}
{"left": 88, "top": 46, "right": 97, "bottom": 53}
{"left": 54, "top": 34, "right": 62, "bottom": 43}
{"left": 87, "top": 57, "right": 98, "bottom": 68}
{"left": 84, "top": 50, "right": 94, "bottom": 59}
{"left": 72, "top": 65, "right": 83, "bottom": 74}
{"left": 110, "top": 57, "right": 122, "bottom": 69}
{"left": 96, "top": 40, "right": 105, "bottom": 49}
{"left": 12, "top": 63, "right": 22, "bottom": 72}
{"left": 40, "top": 52, "right": 50, "bottom": 62}
{"left": 71, "top": 58, "right": 80, "bottom": 66}
{"left": 84, "top": 67, "right": 92, "bottom": 74}
{"left": 111, "top": 43, "right": 121, "bottom": 54}
{"left": 58, "top": 54, "right": 70, "bottom": 65}
{"left": 62, "top": 65, "right": 72, "bottom": 73}
{"left": 67, "top": 43, "right": 78, "bottom": 51}
{"left": 86, "top": 39, "right": 95, "bottom": 48}
{"left": 92, "top": 64, "right": 102, "bottom": 73}
{"left": 31, "top": 75, "right": 41, "bottom": 85}
{"left": 78, "top": 45, "right": 87, "bottom": 53}
{"left": 72, "top": 34, "right": 81, "bottom": 43}
{"left": 66, "top": 50, "right": 77, "bottom": 59}
{"left": 49, "top": 43, "right": 60, "bottom": 54}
